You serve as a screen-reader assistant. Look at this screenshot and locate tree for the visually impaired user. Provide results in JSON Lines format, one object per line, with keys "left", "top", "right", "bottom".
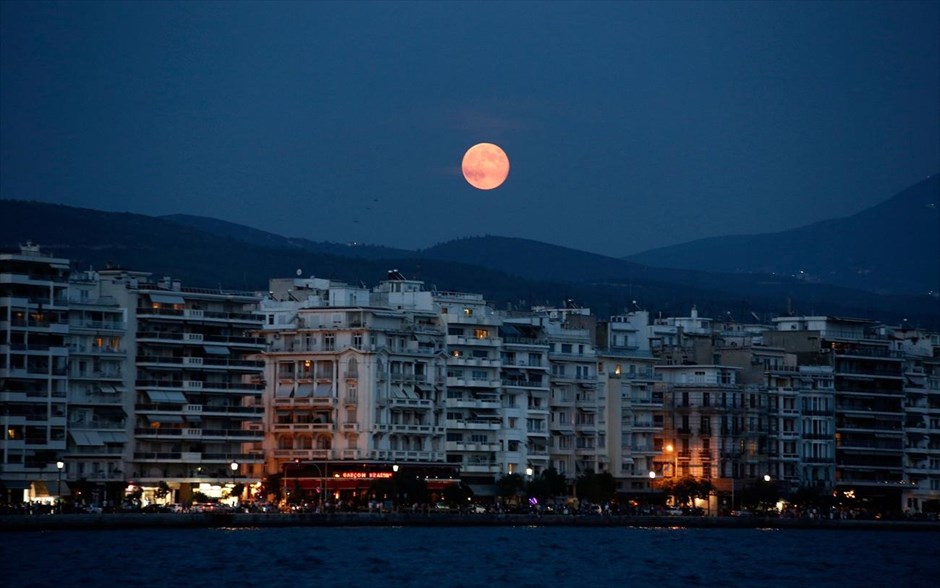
{"left": 497, "top": 473, "right": 525, "bottom": 499}
{"left": 442, "top": 482, "right": 474, "bottom": 506}
{"left": 154, "top": 481, "right": 170, "bottom": 501}
{"left": 576, "top": 472, "right": 617, "bottom": 504}
{"left": 663, "top": 476, "right": 714, "bottom": 508}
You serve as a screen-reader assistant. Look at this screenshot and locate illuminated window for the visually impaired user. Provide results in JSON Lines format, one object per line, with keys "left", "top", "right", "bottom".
{"left": 614, "top": 364, "right": 622, "bottom": 376}
{"left": 463, "top": 308, "right": 473, "bottom": 317}
{"left": 474, "top": 329, "right": 488, "bottom": 340}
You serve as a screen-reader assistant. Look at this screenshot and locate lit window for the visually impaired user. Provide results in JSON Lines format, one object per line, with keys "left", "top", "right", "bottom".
{"left": 463, "top": 308, "right": 473, "bottom": 317}
{"left": 474, "top": 329, "right": 488, "bottom": 340}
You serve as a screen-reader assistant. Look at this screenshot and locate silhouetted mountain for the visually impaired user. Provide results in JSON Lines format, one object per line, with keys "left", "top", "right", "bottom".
{"left": 626, "top": 175, "right": 940, "bottom": 295}
{"left": 1, "top": 199, "right": 937, "bottom": 328}
{"left": 161, "top": 213, "right": 414, "bottom": 260}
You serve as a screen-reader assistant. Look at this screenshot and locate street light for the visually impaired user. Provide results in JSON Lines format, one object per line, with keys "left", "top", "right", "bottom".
{"left": 763, "top": 474, "right": 771, "bottom": 483}
{"left": 306, "top": 462, "right": 324, "bottom": 512}
{"left": 230, "top": 461, "right": 238, "bottom": 504}
{"left": 56, "top": 461, "right": 64, "bottom": 514}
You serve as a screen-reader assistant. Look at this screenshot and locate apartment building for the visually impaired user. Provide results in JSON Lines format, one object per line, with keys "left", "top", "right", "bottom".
{"left": 437, "top": 289, "right": 505, "bottom": 489}
{"left": 898, "top": 330, "right": 940, "bottom": 514}
{"left": 65, "top": 270, "right": 132, "bottom": 505}
{"left": 0, "top": 244, "right": 70, "bottom": 503}
{"left": 97, "top": 269, "right": 265, "bottom": 504}
{"left": 499, "top": 322, "right": 551, "bottom": 477}
{"left": 258, "top": 274, "right": 453, "bottom": 504}
{"left": 767, "top": 317, "right": 906, "bottom": 512}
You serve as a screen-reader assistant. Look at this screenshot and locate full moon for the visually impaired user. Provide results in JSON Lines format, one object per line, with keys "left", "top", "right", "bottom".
{"left": 461, "top": 143, "right": 510, "bottom": 190}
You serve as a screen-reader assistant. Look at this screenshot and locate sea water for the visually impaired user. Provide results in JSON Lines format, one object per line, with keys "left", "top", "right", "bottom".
{"left": 2, "top": 526, "right": 937, "bottom": 587}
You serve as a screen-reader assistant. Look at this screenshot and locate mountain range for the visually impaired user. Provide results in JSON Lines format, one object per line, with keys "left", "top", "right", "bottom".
{"left": 627, "top": 175, "right": 939, "bottom": 296}
{"left": 1, "top": 175, "right": 937, "bottom": 328}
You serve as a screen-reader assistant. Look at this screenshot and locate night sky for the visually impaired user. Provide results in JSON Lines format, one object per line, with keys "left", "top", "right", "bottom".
{"left": 1, "top": 1, "right": 937, "bottom": 256}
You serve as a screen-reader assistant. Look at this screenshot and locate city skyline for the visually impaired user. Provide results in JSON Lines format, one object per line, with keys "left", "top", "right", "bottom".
{"left": 1, "top": 1, "right": 937, "bottom": 256}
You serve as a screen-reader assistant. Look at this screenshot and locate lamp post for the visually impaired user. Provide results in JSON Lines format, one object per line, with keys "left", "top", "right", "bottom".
{"left": 230, "top": 461, "right": 238, "bottom": 505}
{"left": 307, "top": 462, "right": 324, "bottom": 512}
{"left": 56, "top": 460, "right": 64, "bottom": 514}
{"left": 664, "top": 443, "right": 675, "bottom": 478}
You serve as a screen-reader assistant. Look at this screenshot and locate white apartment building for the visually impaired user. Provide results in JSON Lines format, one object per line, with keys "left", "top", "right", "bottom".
{"left": 437, "top": 289, "right": 505, "bottom": 489}
{"left": 97, "top": 270, "right": 265, "bottom": 504}
{"left": 65, "top": 270, "right": 133, "bottom": 505}
{"left": 499, "top": 322, "right": 551, "bottom": 477}
{"left": 258, "top": 274, "right": 453, "bottom": 504}
{"left": 597, "top": 351, "right": 661, "bottom": 495}
{"left": 0, "top": 244, "right": 70, "bottom": 503}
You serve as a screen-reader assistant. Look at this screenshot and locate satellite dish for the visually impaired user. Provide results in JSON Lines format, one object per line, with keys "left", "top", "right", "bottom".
{"left": 296, "top": 269, "right": 303, "bottom": 276}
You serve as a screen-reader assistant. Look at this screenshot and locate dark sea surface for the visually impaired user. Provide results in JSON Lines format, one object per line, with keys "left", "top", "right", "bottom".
{"left": 3, "top": 526, "right": 938, "bottom": 587}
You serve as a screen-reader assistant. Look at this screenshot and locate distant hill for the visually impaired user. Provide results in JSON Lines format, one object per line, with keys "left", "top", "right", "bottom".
{"left": 626, "top": 175, "right": 940, "bottom": 295}
{"left": 161, "top": 214, "right": 413, "bottom": 260}
{"left": 1, "top": 199, "right": 937, "bottom": 328}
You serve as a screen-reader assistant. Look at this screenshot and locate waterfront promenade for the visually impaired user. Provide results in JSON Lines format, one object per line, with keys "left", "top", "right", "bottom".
{"left": 3, "top": 512, "right": 938, "bottom": 532}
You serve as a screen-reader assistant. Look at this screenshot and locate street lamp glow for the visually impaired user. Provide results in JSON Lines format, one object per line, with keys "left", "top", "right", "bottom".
{"left": 56, "top": 461, "right": 65, "bottom": 514}
{"left": 649, "top": 471, "right": 656, "bottom": 479}
{"left": 525, "top": 467, "right": 533, "bottom": 477}
{"left": 230, "top": 461, "right": 239, "bottom": 473}
{"left": 392, "top": 464, "right": 400, "bottom": 473}
{"left": 763, "top": 474, "right": 771, "bottom": 482}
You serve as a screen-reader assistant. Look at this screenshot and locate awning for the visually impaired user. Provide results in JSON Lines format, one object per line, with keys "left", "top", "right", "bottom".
{"left": 203, "top": 345, "right": 230, "bottom": 356}
{"left": 314, "top": 383, "right": 332, "bottom": 398}
{"left": 98, "top": 384, "right": 122, "bottom": 394}
{"left": 185, "top": 415, "right": 202, "bottom": 425}
{"left": 50, "top": 262, "right": 71, "bottom": 270}
{"left": 98, "top": 431, "right": 128, "bottom": 443}
{"left": 150, "top": 293, "right": 185, "bottom": 305}
{"left": 468, "top": 484, "right": 499, "bottom": 496}
{"left": 147, "top": 414, "right": 184, "bottom": 424}
{"left": 1, "top": 479, "right": 30, "bottom": 490}
{"left": 69, "top": 430, "right": 105, "bottom": 446}
{"left": 146, "top": 390, "right": 188, "bottom": 403}
{"left": 276, "top": 383, "right": 295, "bottom": 398}
{"left": 295, "top": 384, "right": 314, "bottom": 398}
{"left": 96, "top": 406, "right": 128, "bottom": 418}
{"left": 499, "top": 324, "right": 521, "bottom": 337}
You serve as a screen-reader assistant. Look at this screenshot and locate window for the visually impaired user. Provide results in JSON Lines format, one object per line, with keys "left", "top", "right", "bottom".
{"left": 463, "top": 308, "right": 473, "bottom": 316}
{"left": 474, "top": 329, "right": 488, "bottom": 340}
{"left": 561, "top": 343, "right": 572, "bottom": 354}
{"left": 324, "top": 333, "right": 335, "bottom": 351}
{"left": 353, "top": 333, "right": 362, "bottom": 348}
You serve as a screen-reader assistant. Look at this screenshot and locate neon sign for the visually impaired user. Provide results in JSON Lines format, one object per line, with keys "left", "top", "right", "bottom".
{"left": 338, "top": 471, "right": 393, "bottom": 479}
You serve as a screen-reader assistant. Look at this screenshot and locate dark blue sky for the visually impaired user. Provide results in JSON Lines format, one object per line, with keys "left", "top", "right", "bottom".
{"left": 2, "top": 1, "right": 937, "bottom": 255}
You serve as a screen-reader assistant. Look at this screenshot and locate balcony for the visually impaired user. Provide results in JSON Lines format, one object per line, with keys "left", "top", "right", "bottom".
{"left": 445, "top": 398, "right": 501, "bottom": 410}
{"left": 273, "top": 422, "right": 335, "bottom": 433}
{"left": 446, "top": 441, "right": 499, "bottom": 452}
{"left": 444, "top": 419, "right": 500, "bottom": 431}
{"left": 389, "top": 397, "right": 434, "bottom": 410}
{"left": 460, "top": 462, "right": 501, "bottom": 474}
